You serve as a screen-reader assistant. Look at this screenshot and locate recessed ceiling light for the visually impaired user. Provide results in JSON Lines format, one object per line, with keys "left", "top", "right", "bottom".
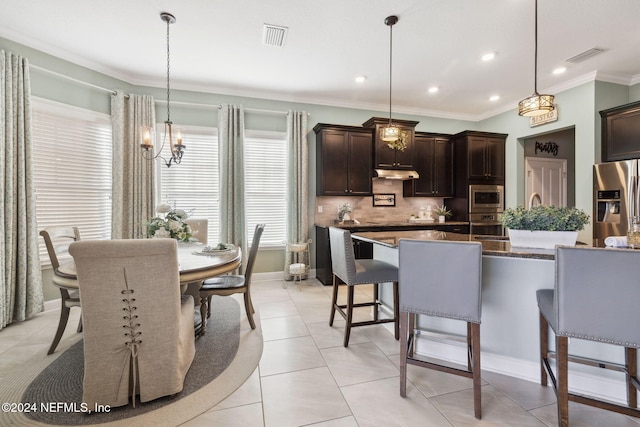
{"left": 489, "top": 95, "right": 500, "bottom": 102}
{"left": 355, "top": 75, "right": 367, "bottom": 83}
{"left": 552, "top": 67, "right": 567, "bottom": 75}
{"left": 428, "top": 86, "right": 439, "bottom": 94}
{"left": 481, "top": 52, "right": 496, "bottom": 61}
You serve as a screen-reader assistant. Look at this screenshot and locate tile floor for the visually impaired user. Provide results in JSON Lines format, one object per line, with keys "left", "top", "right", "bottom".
{"left": 2, "top": 278, "right": 640, "bottom": 427}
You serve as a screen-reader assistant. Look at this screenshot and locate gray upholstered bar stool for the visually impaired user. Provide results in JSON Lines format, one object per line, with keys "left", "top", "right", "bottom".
{"left": 398, "top": 239, "right": 483, "bottom": 419}
{"left": 537, "top": 246, "right": 640, "bottom": 427}
{"left": 328, "top": 227, "right": 399, "bottom": 347}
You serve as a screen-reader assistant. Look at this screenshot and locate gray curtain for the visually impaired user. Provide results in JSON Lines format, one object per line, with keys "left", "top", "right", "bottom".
{"left": 111, "top": 91, "right": 156, "bottom": 239}
{"left": 0, "top": 50, "right": 44, "bottom": 330}
{"left": 218, "top": 105, "right": 247, "bottom": 260}
{"left": 284, "top": 111, "right": 309, "bottom": 280}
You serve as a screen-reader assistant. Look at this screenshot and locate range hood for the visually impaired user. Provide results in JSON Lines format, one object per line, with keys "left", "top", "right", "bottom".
{"left": 374, "top": 169, "right": 419, "bottom": 180}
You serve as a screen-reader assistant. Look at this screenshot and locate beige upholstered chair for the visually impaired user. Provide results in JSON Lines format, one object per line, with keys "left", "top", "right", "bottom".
{"left": 39, "top": 226, "right": 83, "bottom": 355}
{"left": 185, "top": 218, "right": 208, "bottom": 244}
{"left": 69, "top": 238, "right": 195, "bottom": 408}
{"left": 199, "top": 224, "right": 265, "bottom": 333}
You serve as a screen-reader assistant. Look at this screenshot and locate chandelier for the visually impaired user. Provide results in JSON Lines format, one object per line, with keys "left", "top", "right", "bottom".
{"left": 382, "top": 15, "right": 400, "bottom": 142}
{"left": 141, "top": 12, "right": 185, "bottom": 167}
{"left": 518, "top": 0, "right": 555, "bottom": 117}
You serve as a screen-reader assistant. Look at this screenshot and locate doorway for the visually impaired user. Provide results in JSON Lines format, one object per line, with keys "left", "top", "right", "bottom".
{"left": 525, "top": 157, "right": 567, "bottom": 207}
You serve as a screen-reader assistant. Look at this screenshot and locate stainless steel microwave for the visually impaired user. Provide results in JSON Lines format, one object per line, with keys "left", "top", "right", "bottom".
{"left": 469, "top": 184, "right": 504, "bottom": 213}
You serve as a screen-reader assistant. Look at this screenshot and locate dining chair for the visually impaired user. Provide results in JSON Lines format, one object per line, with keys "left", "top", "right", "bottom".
{"left": 328, "top": 227, "right": 399, "bottom": 347}
{"left": 185, "top": 218, "right": 208, "bottom": 244}
{"left": 69, "top": 238, "right": 195, "bottom": 408}
{"left": 398, "top": 239, "right": 483, "bottom": 419}
{"left": 537, "top": 246, "right": 640, "bottom": 426}
{"left": 39, "top": 226, "right": 83, "bottom": 355}
{"left": 199, "top": 224, "right": 265, "bottom": 333}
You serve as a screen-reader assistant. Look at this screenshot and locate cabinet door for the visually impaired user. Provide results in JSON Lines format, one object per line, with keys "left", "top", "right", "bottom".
{"left": 374, "top": 125, "right": 415, "bottom": 169}
{"left": 486, "top": 137, "right": 505, "bottom": 180}
{"left": 375, "top": 132, "right": 397, "bottom": 168}
{"left": 411, "top": 135, "right": 436, "bottom": 196}
{"left": 318, "top": 131, "right": 349, "bottom": 195}
{"left": 433, "top": 138, "right": 454, "bottom": 196}
{"left": 467, "top": 136, "right": 488, "bottom": 180}
{"left": 393, "top": 127, "right": 415, "bottom": 169}
{"left": 348, "top": 132, "right": 373, "bottom": 195}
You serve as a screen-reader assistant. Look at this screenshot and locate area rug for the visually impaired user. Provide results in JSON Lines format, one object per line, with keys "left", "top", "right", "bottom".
{"left": 0, "top": 296, "right": 263, "bottom": 427}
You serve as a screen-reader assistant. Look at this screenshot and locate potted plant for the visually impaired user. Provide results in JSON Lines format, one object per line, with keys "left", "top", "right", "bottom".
{"left": 500, "top": 205, "right": 590, "bottom": 249}
{"left": 433, "top": 205, "right": 452, "bottom": 223}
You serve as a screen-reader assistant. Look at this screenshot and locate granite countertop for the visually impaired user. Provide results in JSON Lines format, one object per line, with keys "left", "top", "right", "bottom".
{"left": 315, "top": 220, "right": 470, "bottom": 229}
{"left": 351, "top": 230, "right": 568, "bottom": 260}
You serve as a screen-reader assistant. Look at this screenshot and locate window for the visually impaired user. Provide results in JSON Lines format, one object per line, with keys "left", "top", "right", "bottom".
{"left": 245, "top": 130, "right": 287, "bottom": 247}
{"left": 159, "top": 126, "right": 220, "bottom": 244}
{"left": 158, "top": 127, "right": 287, "bottom": 248}
{"left": 32, "top": 98, "right": 112, "bottom": 264}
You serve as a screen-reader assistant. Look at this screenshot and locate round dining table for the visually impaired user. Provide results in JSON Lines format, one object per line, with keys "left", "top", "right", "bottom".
{"left": 53, "top": 241, "right": 242, "bottom": 292}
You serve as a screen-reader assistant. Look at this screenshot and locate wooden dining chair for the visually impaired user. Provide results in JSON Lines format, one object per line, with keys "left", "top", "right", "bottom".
{"left": 199, "top": 224, "right": 265, "bottom": 333}
{"left": 39, "top": 226, "right": 83, "bottom": 355}
{"left": 185, "top": 218, "right": 208, "bottom": 244}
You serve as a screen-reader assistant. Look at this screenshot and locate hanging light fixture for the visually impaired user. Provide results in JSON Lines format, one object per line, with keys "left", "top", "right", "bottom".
{"left": 382, "top": 15, "right": 400, "bottom": 142}
{"left": 518, "top": 0, "right": 555, "bottom": 117}
{"left": 141, "top": 12, "right": 185, "bottom": 167}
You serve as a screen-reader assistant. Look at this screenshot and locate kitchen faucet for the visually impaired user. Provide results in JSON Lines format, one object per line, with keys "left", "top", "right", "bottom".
{"left": 528, "top": 192, "right": 542, "bottom": 209}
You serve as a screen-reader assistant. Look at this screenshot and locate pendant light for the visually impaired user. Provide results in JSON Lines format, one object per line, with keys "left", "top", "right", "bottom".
{"left": 382, "top": 15, "right": 399, "bottom": 142}
{"left": 518, "top": 0, "right": 555, "bottom": 117}
{"left": 141, "top": 12, "right": 185, "bottom": 167}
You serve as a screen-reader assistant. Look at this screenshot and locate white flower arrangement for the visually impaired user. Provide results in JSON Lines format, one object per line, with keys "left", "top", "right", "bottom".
{"left": 146, "top": 204, "right": 192, "bottom": 241}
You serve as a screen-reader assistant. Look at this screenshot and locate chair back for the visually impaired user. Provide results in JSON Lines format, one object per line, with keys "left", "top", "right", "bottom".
{"left": 39, "top": 226, "right": 81, "bottom": 274}
{"left": 328, "top": 227, "right": 357, "bottom": 284}
{"left": 69, "top": 238, "right": 195, "bottom": 407}
{"left": 243, "top": 224, "right": 265, "bottom": 287}
{"left": 555, "top": 246, "right": 640, "bottom": 347}
{"left": 399, "top": 239, "right": 482, "bottom": 323}
{"left": 185, "top": 218, "right": 208, "bottom": 244}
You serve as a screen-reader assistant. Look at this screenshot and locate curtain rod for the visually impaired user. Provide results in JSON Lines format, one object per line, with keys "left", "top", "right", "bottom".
{"left": 30, "top": 64, "right": 294, "bottom": 116}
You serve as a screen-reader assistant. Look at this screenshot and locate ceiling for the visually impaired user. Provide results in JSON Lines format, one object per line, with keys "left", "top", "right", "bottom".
{"left": 2, "top": 0, "right": 640, "bottom": 121}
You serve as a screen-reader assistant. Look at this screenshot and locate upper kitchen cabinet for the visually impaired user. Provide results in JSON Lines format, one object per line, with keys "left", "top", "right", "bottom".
{"left": 453, "top": 131, "right": 507, "bottom": 183}
{"left": 363, "top": 117, "right": 419, "bottom": 170}
{"left": 314, "top": 123, "right": 373, "bottom": 196}
{"left": 600, "top": 101, "right": 640, "bottom": 162}
{"left": 403, "top": 132, "right": 454, "bottom": 197}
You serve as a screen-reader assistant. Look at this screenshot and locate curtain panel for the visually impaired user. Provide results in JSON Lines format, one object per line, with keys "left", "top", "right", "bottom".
{"left": 218, "top": 105, "right": 247, "bottom": 261}
{"left": 111, "top": 91, "right": 156, "bottom": 239}
{"left": 284, "top": 111, "right": 309, "bottom": 280}
{"left": 0, "top": 50, "right": 44, "bottom": 329}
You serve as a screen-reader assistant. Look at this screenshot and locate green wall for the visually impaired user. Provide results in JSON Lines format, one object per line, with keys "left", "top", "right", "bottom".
{"left": 2, "top": 36, "right": 637, "bottom": 289}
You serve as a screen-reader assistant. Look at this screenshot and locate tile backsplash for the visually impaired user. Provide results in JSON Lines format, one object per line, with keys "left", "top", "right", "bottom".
{"left": 315, "top": 180, "right": 447, "bottom": 224}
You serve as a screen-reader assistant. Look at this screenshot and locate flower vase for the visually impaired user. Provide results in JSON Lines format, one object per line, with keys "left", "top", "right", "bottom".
{"left": 438, "top": 215, "right": 446, "bottom": 223}
{"left": 343, "top": 212, "right": 351, "bottom": 221}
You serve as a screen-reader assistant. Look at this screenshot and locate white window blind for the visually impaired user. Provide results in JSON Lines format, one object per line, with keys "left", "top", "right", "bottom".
{"left": 159, "top": 126, "right": 220, "bottom": 244}
{"left": 245, "top": 130, "right": 287, "bottom": 247}
{"left": 32, "top": 99, "right": 112, "bottom": 265}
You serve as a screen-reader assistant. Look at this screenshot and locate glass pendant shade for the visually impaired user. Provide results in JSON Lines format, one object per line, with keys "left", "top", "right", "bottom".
{"left": 382, "top": 125, "right": 400, "bottom": 142}
{"left": 518, "top": 93, "right": 555, "bottom": 116}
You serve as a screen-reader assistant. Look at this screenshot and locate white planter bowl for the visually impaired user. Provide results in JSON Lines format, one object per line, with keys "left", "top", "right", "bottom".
{"left": 507, "top": 229, "right": 578, "bottom": 249}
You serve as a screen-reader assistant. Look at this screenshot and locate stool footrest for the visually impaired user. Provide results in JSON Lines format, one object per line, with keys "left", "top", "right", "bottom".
{"left": 547, "top": 351, "right": 629, "bottom": 373}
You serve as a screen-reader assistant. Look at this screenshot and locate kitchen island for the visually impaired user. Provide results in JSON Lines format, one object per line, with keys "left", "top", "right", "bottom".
{"left": 351, "top": 230, "right": 629, "bottom": 405}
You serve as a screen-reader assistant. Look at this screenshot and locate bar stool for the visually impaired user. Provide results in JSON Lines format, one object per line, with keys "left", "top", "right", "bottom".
{"left": 398, "top": 239, "right": 483, "bottom": 419}
{"left": 328, "top": 227, "right": 399, "bottom": 347}
{"left": 537, "top": 246, "right": 640, "bottom": 427}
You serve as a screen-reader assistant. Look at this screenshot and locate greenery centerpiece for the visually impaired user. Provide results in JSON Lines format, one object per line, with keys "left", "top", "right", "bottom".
{"left": 433, "top": 205, "right": 452, "bottom": 221}
{"left": 500, "top": 205, "right": 590, "bottom": 249}
{"left": 338, "top": 202, "right": 353, "bottom": 221}
{"left": 146, "top": 203, "right": 193, "bottom": 241}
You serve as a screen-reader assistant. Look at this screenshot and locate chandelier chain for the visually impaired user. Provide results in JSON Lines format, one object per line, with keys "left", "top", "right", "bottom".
{"left": 534, "top": 0, "right": 538, "bottom": 95}
{"left": 166, "top": 16, "right": 171, "bottom": 122}
{"left": 389, "top": 21, "right": 393, "bottom": 125}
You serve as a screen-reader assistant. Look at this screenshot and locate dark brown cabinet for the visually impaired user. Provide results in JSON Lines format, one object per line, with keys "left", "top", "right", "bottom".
{"left": 403, "top": 133, "right": 454, "bottom": 197}
{"left": 363, "top": 117, "right": 419, "bottom": 170}
{"left": 600, "top": 101, "right": 640, "bottom": 162}
{"left": 314, "top": 124, "right": 373, "bottom": 196}
{"left": 454, "top": 131, "right": 507, "bottom": 183}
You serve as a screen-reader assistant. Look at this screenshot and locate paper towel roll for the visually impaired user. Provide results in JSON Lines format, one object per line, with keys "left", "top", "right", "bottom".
{"left": 604, "top": 236, "right": 628, "bottom": 247}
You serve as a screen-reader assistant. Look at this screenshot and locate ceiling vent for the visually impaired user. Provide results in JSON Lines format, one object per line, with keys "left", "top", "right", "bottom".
{"left": 262, "top": 24, "right": 288, "bottom": 47}
{"left": 566, "top": 47, "right": 606, "bottom": 64}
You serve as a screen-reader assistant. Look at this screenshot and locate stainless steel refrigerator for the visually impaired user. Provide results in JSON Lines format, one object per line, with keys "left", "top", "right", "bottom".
{"left": 593, "top": 160, "right": 640, "bottom": 246}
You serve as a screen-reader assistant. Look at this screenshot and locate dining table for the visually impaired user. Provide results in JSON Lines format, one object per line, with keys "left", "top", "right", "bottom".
{"left": 53, "top": 241, "right": 242, "bottom": 335}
